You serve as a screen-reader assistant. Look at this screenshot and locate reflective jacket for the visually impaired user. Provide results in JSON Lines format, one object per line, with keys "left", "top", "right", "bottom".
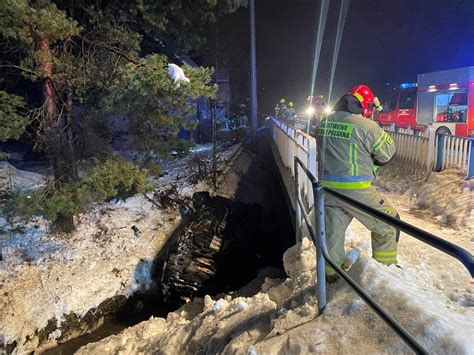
{"left": 315, "top": 111, "right": 395, "bottom": 189}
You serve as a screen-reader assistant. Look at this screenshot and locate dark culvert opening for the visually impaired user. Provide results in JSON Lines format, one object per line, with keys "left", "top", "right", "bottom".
{"left": 44, "top": 133, "right": 294, "bottom": 354}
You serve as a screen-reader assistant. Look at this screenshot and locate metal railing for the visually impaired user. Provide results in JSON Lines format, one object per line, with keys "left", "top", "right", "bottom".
{"left": 384, "top": 123, "right": 426, "bottom": 136}
{"left": 272, "top": 117, "right": 317, "bottom": 208}
{"left": 388, "top": 131, "right": 435, "bottom": 175}
{"left": 435, "top": 133, "right": 473, "bottom": 177}
{"left": 294, "top": 156, "right": 474, "bottom": 354}
{"left": 382, "top": 125, "right": 474, "bottom": 179}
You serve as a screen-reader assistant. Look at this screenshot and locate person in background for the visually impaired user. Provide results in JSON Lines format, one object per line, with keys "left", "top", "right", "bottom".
{"left": 286, "top": 101, "right": 296, "bottom": 125}
{"left": 277, "top": 98, "right": 287, "bottom": 121}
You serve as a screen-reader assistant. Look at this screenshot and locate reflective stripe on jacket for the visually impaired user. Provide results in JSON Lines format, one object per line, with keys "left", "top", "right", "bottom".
{"left": 315, "top": 111, "right": 395, "bottom": 189}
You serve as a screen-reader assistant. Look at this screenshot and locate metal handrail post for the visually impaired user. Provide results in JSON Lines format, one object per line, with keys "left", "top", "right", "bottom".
{"left": 294, "top": 156, "right": 302, "bottom": 243}
{"left": 467, "top": 135, "right": 474, "bottom": 179}
{"left": 435, "top": 133, "right": 445, "bottom": 172}
{"left": 315, "top": 183, "right": 327, "bottom": 312}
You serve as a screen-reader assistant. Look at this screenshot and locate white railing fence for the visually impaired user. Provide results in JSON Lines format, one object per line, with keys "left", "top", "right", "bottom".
{"left": 382, "top": 124, "right": 473, "bottom": 178}
{"left": 384, "top": 123, "right": 426, "bottom": 137}
{"left": 271, "top": 117, "right": 317, "bottom": 208}
{"left": 383, "top": 127, "right": 473, "bottom": 178}
{"left": 386, "top": 131, "right": 435, "bottom": 176}
{"left": 435, "top": 134, "right": 472, "bottom": 174}
{"left": 272, "top": 117, "right": 473, "bottom": 180}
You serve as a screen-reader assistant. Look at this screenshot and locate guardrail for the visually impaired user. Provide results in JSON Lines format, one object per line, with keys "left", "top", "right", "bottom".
{"left": 384, "top": 123, "right": 426, "bottom": 136}
{"left": 382, "top": 124, "right": 474, "bottom": 179}
{"left": 435, "top": 134, "right": 473, "bottom": 177}
{"left": 387, "top": 131, "right": 435, "bottom": 175}
{"left": 271, "top": 117, "right": 317, "bottom": 208}
{"left": 294, "top": 156, "right": 474, "bottom": 355}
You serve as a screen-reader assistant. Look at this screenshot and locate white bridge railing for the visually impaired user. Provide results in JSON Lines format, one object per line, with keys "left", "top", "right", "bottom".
{"left": 271, "top": 117, "right": 473, "bottom": 182}
{"left": 435, "top": 134, "right": 472, "bottom": 174}
{"left": 382, "top": 124, "right": 473, "bottom": 179}
{"left": 271, "top": 117, "right": 317, "bottom": 208}
{"left": 386, "top": 131, "right": 435, "bottom": 175}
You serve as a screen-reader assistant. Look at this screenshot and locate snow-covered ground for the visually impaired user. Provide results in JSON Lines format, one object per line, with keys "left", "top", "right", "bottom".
{"left": 74, "top": 182, "right": 473, "bottom": 354}
{"left": 0, "top": 161, "right": 46, "bottom": 191}
{"left": 375, "top": 165, "right": 473, "bottom": 230}
{"left": 1, "top": 144, "right": 472, "bottom": 354}
{"left": 1, "top": 196, "right": 178, "bottom": 351}
{"left": 0, "top": 144, "right": 243, "bottom": 353}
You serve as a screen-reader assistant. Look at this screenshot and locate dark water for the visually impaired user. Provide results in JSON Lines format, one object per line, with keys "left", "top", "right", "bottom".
{"left": 43, "top": 296, "right": 176, "bottom": 355}
{"left": 42, "top": 319, "right": 124, "bottom": 355}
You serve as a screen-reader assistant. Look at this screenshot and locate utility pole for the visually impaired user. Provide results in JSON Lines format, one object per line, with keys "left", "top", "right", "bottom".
{"left": 249, "top": 0, "right": 258, "bottom": 137}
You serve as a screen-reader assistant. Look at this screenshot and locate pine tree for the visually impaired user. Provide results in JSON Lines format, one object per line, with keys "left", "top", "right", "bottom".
{"left": 0, "top": 0, "right": 81, "bottom": 231}
{"left": 0, "top": 0, "right": 246, "bottom": 231}
{"left": 0, "top": 91, "right": 29, "bottom": 146}
{"left": 105, "top": 54, "right": 217, "bottom": 156}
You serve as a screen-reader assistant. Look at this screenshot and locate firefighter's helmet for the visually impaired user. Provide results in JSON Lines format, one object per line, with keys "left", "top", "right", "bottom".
{"left": 288, "top": 101, "right": 294, "bottom": 107}
{"left": 348, "top": 85, "right": 375, "bottom": 118}
{"left": 280, "top": 98, "right": 286, "bottom": 104}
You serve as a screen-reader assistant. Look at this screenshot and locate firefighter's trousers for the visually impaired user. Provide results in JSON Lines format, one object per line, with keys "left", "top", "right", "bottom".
{"left": 324, "top": 186, "right": 399, "bottom": 275}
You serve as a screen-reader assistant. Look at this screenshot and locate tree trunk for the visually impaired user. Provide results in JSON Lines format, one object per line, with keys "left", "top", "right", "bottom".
{"left": 37, "top": 35, "right": 76, "bottom": 232}
{"left": 65, "top": 87, "right": 78, "bottom": 178}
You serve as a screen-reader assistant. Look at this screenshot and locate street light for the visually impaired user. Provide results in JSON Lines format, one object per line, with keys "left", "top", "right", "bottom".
{"left": 305, "top": 106, "right": 315, "bottom": 133}
{"left": 306, "top": 106, "right": 316, "bottom": 115}
{"left": 249, "top": 0, "right": 257, "bottom": 137}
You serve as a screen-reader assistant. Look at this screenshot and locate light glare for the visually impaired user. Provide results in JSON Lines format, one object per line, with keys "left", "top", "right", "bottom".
{"left": 306, "top": 106, "right": 316, "bottom": 115}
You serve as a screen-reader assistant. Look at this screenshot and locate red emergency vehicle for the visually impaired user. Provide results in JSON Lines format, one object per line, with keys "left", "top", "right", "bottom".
{"left": 376, "top": 66, "right": 474, "bottom": 137}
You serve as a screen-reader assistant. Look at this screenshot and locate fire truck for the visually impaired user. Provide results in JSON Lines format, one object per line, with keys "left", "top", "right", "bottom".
{"left": 376, "top": 66, "right": 474, "bottom": 137}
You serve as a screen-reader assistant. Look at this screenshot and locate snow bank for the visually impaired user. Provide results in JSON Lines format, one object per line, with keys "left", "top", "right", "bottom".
{"left": 0, "top": 161, "right": 46, "bottom": 191}
{"left": 375, "top": 165, "right": 473, "bottom": 229}
{"left": 75, "top": 226, "right": 474, "bottom": 354}
{"left": 0, "top": 144, "right": 244, "bottom": 353}
{"left": 0, "top": 194, "right": 180, "bottom": 352}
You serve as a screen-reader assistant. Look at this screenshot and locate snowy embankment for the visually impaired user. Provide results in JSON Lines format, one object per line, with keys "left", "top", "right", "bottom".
{"left": 75, "top": 175, "right": 474, "bottom": 354}
{"left": 1, "top": 195, "right": 176, "bottom": 352}
{"left": 0, "top": 144, "right": 243, "bottom": 353}
{"left": 77, "top": 221, "right": 474, "bottom": 354}
{"left": 375, "top": 165, "right": 473, "bottom": 229}
{"left": 0, "top": 161, "right": 46, "bottom": 191}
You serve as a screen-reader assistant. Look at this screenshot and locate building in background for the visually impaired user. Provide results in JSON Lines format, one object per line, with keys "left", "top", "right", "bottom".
{"left": 216, "top": 69, "right": 231, "bottom": 127}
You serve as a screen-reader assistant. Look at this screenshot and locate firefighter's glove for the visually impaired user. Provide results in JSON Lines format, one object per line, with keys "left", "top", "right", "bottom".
{"left": 374, "top": 97, "right": 383, "bottom": 113}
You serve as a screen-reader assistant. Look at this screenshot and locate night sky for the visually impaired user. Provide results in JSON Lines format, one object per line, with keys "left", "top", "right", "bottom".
{"left": 202, "top": 0, "right": 474, "bottom": 115}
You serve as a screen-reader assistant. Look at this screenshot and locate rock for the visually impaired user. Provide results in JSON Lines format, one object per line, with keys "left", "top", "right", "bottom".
{"left": 459, "top": 297, "right": 474, "bottom": 307}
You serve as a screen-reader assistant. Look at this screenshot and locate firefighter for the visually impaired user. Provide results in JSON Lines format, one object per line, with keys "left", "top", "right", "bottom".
{"left": 315, "top": 85, "right": 398, "bottom": 282}
{"left": 274, "top": 104, "right": 280, "bottom": 118}
{"left": 287, "top": 101, "right": 295, "bottom": 124}
{"left": 307, "top": 95, "right": 326, "bottom": 131}
{"left": 277, "top": 98, "right": 287, "bottom": 120}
